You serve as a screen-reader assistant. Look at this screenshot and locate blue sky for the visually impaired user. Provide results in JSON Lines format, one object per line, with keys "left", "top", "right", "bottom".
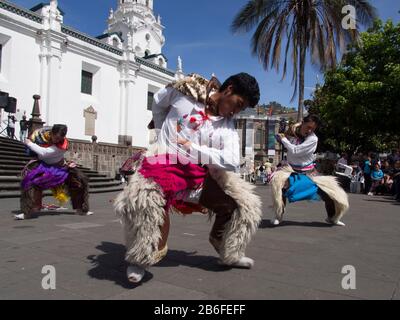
{"left": 11, "top": 0, "right": 400, "bottom": 107}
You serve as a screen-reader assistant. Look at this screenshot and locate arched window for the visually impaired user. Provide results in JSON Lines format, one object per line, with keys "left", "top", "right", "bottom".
{"left": 158, "top": 58, "right": 163, "bottom": 67}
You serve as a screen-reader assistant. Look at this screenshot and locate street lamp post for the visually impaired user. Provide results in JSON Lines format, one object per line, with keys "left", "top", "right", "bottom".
{"left": 278, "top": 118, "right": 287, "bottom": 161}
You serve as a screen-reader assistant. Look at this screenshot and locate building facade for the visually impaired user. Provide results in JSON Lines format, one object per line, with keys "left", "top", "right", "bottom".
{"left": 0, "top": 0, "right": 183, "bottom": 147}
{"left": 236, "top": 109, "right": 282, "bottom": 166}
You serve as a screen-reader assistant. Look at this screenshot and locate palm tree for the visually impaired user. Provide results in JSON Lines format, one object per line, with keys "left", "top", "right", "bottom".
{"left": 232, "top": 0, "right": 377, "bottom": 121}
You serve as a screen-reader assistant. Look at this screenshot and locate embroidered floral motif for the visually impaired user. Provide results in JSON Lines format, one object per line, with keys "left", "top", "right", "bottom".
{"left": 178, "top": 110, "right": 211, "bottom": 134}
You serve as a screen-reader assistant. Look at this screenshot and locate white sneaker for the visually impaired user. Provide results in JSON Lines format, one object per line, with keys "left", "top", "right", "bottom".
{"left": 325, "top": 218, "right": 346, "bottom": 227}
{"left": 271, "top": 219, "right": 281, "bottom": 226}
{"left": 219, "top": 256, "right": 254, "bottom": 269}
{"left": 14, "top": 213, "right": 25, "bottom": 220}
{"left": 127, "top": 264, "right": 146, "bottom": 283}
{"left": 75, "top": 210, "right": 94, "bottom": 216}
{"left": 368, "top": 192, "right": 374, "bottom": 196}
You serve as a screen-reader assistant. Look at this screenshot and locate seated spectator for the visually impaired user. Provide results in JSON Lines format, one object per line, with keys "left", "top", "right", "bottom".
{"left": 368, "top": 163, "right": 384, "bottom": 196}
{"left": 374, "top": 173, "right": 393, "bottom": 195}
{"left": 336, "top": 153, "right": 348, "bottom": 171}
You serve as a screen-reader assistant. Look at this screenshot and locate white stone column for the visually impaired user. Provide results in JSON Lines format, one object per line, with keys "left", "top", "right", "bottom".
{"left": 37, "top": 0, "right": 63, "bottom": 126}
{"left": 124, "top": 79, "right": 130, "bottom": 136}
{"left": 38, "top": 35, "right": 49, "bottom": 124}
{"left": 124, "top": 70, "right": 137, "bottom": 138}
{"left": 118, "top": 77, "right": 126, "bottom": 137}
{"left": 46, "top": 48, "right": 62, "bottom": 126}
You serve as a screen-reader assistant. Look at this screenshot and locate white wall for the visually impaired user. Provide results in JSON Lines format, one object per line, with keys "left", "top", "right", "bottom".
{"left": 56, "top": 50, "right": 121, "bottom": 144}
{"left": 0, "top": 2, "right": 176, "bottom": 146}
{"left": 0, "top": 25, "right": 41, "bottom": 136}
{"left": 128, "top": 77, "right": 163, "bottom": 147}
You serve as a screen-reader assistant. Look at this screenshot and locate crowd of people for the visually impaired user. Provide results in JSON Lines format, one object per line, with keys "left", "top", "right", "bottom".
{"left": 241, "top": 159, "right": 276, "bottom": 185}
{"left": 241, "top": 148, "right": 400, "bottom": 203}
{"left": 335, "top": 149, "right": 400, "bottom": 201}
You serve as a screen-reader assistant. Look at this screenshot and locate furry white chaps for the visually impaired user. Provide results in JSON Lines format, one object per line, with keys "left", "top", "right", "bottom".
{"left": 114, "top": 165, "right": 262, "bottom": 268}
{"left": 271, "top": 166, "right": 349, "bottom": 223}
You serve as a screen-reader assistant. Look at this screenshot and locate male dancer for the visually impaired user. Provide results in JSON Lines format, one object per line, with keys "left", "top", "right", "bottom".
{"left": 114, "top": 73, "right": 263, "bottom": 283}
{"left": 271, "top": 115, "right": 349, "bottom": 226}
{"left": 16, "top": 124, "right": 92, "bottom": 220}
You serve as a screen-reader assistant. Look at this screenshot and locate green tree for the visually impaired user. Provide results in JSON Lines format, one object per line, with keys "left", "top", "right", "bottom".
{"left": 231, "top": 0, "right": 376, "bottom": 122}
{"left": 309, "top": 20, "right": 400, "bottom": 154}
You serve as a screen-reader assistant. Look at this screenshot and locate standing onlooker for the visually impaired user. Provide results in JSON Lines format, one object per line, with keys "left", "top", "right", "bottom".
{"left": 362, "top": 154, "right": 372, "bottom": 194}
{"left": 7, "top": 114, "right": 16, "bottom": 139}
{"left": 258, "top": 163, "right": 266, "bottom": 184}
{"left": 19, "top": 115, "right": 28, "bottom": 142}
{"left": 368, "top": 163, "right": 384, "bottom": 196}
{"left": 264, "top": 159, "right": 273, "bottom": 184}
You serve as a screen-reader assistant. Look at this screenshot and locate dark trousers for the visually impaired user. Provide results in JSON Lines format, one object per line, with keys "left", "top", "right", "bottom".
{"left": 20, "top": 164, "right": 90, "bottom": 218}
{"left": 364, "top": 175, "right": 372, "bottom": 194}
{"left": 317, "top": 189, "right": 336, "bottom": 219}
{"left": 7, "top": 127, "right": 15, "bottom": 139}
{"left": 156, "top": 173, "right": 238, "bottom": 254}
{"left": 199, "top": 174, "right": 238, "bottom": 242}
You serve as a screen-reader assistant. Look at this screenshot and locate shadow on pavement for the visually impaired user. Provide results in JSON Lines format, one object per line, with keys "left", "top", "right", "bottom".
{"left": 87, "top": 241, "right": 153, "bottom": 289}
{"left": 259, "top": 219, "right": 333, "bottom": 229}
{"left": 86, "top": 242, "right": 229, "bottom": 289}
{"left": 154, "top": 249, "right": 232, "bottom": 272}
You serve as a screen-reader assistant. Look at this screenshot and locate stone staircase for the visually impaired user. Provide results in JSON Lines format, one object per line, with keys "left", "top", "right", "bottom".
{"left": 0, "top": 136, "right": 124, "bottom": 199}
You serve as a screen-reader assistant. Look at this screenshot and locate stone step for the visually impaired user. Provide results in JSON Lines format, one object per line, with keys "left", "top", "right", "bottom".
{"left": 0, "top": 137, "right": 25, "bottom": 146}
{"left": 89, "top": 181, "right": 122, "bottom": 189}
{"left": 0, "top": 170, "right": 21, "bottom": 176}
{"left": 0, "top": 144, "right": 27, "bottom": 153}
{"left": 86, "top": 177, "right": 116, "bottom": 183}
{"left": 0, "top": 150, "right": 32, "bottom": 158}
{"left": 0, "top": 164, "right": 25, "bottom": 171}
{"left": 89, "top": 186, "right": 124, "bottom": 194}
{"left": 0, "top": 159, "right": 29, "bottom": 166}
{"left": 85, "top": 173, "right": 108, "bottom": 178}
{"left": 0, "top": 183, "right": 23, "bottom": 190}
{"left": 0, "top": 154, "right": 34, "bottom": 161}
{"left": 0, "top": 176, "right": 20, "bottom": 182}
{"left": 0, "top": 146, "right": 27, "bottom": 155}
{"left": 0, "top": 139, "right": 26, "bottom": 148}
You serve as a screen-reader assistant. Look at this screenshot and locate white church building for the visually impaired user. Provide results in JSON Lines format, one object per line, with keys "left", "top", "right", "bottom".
{"left": 0, "top": 0, "right": 184, "bottom": 147}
